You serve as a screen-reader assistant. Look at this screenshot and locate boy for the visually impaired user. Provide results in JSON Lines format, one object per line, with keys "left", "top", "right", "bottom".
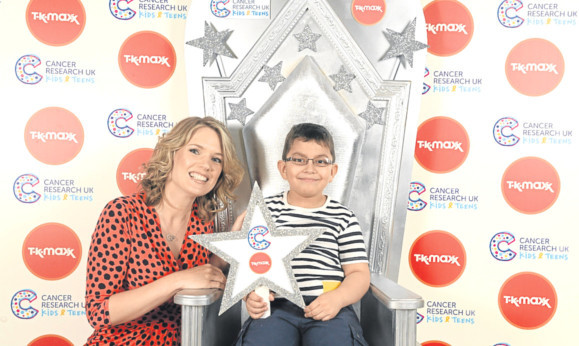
{"left": 236, "top": 123, "right": 370, "bottom": 346}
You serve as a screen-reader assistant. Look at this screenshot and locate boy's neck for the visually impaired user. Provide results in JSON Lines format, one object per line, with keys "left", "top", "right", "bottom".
{"left": 286, "top": 191, "right": 327, "bottom": 209}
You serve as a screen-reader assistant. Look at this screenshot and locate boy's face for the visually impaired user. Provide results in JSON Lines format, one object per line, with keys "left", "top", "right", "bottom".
{"left": 277, "top": 139, "right": 338, "bottom": 205}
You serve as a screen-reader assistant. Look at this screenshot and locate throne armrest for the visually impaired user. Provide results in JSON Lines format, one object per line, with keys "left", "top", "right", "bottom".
{"left": 174, "top": 288, "right": 223, "bottom": 346}
{"left": 361, "top": 273, "right": 423, "bottom": 346}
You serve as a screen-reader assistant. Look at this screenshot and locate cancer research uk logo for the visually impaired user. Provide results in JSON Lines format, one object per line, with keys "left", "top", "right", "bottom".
{"left": 505, "top": 38, "right": 564, "bottom": 97}
{"left": 117, "top": 148, "right": 154, "bottom": 195}
{"left": 210, "top": 0, "right": 271, "bottom": 19}
{"left": 490, "top": 232, "right": 570, "bottom": 262}
{"left": 501, "top": 157, "right": 560, "bottom": 214}
{"left": 415, "top": 117, "right": 470, "bottom": 174}
{"left": 424, "top": 0, "right": 474, "bottom": 57}
{"left": 15, "top": 55, "right": 97, "bottom": 85}
{"left": 407, "top": 182, "right": 479, "bottom": 212}
{"left": 422, "top": 66, "right": 483, "bottom": 94}
{"left": 498, "top": 272, "right": 557, "bottom": 329}
{"left": 409, "top": 230, "right": 466, "bottom": 287}
{"left": 118, "top": 31, "right": 176, "bottom": 88}
{"left": 498, "top": 0, "right": 578, "bottom": 28}
{"left": 493, "top": 117, "right": 573, "bottom": 146}
{"left": 109, "top": 0, "right": 188, "bottom": 20}
{"left": 13, "top": 174, "right": 95, "bottom": 203}
{"left": 423, "top": 300, "right": 476, "bottom": 326}
{"left": 108, "top": 109, "right": 174, "bottom": 138}
{"left": 11, "top": 289, "right": 85, "bottom": 320}
{"left": 26, "top": 0, "right": 86, "bottom": 46}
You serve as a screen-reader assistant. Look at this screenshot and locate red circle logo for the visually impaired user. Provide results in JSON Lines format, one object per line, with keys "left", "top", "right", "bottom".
{"left": 249, "top": 252, "right": 272, "bottom": 274}
{"left": 505, "top": 38, "right": 565, "bottom": 96}
{"left": 26, "top": 0, "right": 86, "bottom": 46}
{"left": 501, "top": 157, "right": 560, "bottom": 214}
{"left": 498, "top": 272, "right": 557, "bottom": 329}
{"left": 118, "top": 31, "right": 176, "bottom": 88}
{"left": 22, "top": 223, "right": 82, "bottom": 280}
{"left": 414, "top": 116, "right": 470, "bottom": 173}
{"left": 422, "top": 342, "right": 450, "bottom": 346}
{"left": 116, "top": 148, "right": 153, "bottom": 196}
{"left": 28, "top": 334, "right": 73, "bottom": 346}
{"left": 351, "top": 0, "right": 386, "bottom": 26}
{"left": 409, "top": 231, "right": 466, "bottom": 287}
{"left": 423, "top": 0, "right": 474, "bottom": 56}
{"left": 24, "top": 107, "right": 84, "bottom": 165}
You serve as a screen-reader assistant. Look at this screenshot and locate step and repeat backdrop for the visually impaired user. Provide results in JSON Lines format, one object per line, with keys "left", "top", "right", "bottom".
{"left": 0, "top": 0, "right": 575, "bottom": 345}
{"left": 400, "top": 0, "right": 577, "bottom": 345}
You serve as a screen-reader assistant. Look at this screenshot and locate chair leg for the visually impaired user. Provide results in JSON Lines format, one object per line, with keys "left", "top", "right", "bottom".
{"left": 181, "top": 305, "right": 205, "bottom": 346}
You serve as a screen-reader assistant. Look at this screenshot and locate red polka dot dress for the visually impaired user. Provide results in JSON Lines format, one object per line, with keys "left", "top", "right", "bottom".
{"left": 85, "top": 193, "right": 212, "bottom": 345}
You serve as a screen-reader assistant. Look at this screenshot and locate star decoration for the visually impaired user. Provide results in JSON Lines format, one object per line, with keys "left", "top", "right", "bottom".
{"left": 190, "top": 183, "right": 323, "bottom": 315}
{"left": 227, "top": 98, "right": 254, "bottom": 126}
{"left": 358, "top": 101, "right": 386, "bottom": 129}
{"left": 293, "top": 25, "right": 322, "bottom": 52}
{"left": 186, "top": 21, "right": 237, "bottom": 67}
{"left": 329, "top": 65, "right": 356, "bottom": 93}
{"left": 379, "top": 18, "right": 429, "bottom": 68}
{"left": 258, "top": 61, "right": 286, "bottom": 91}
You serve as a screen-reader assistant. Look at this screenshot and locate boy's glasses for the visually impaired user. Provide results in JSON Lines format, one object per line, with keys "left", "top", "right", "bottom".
{"left": 284, "top": 155, "right": 333, "bottom": 167}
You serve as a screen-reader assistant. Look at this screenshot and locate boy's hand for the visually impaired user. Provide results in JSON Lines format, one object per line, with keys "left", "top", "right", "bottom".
{"left": 245, "top": 290, "right": 274, "bottom": 319}
{"left": 304, "top": 291, "right": 343, "bottom": 321}
{"left": 232, "top": 210, "right": 247, "bottom": 231}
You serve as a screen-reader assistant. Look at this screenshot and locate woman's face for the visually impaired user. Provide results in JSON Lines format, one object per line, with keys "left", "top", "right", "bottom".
{"left": 166, "top": 126, "right": 224, "bottom": 201}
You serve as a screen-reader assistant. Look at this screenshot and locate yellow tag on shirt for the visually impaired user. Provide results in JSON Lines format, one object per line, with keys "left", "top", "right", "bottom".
{"left": 322, "top": 281, "right": 341, "bottom": 292}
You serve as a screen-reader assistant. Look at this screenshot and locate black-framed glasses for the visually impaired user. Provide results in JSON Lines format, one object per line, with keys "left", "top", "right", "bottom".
{"left": 284, "top": 154, "right": 333, "bottom": 167}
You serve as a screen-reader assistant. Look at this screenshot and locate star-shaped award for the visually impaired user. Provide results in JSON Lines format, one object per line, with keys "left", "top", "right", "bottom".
{"left": 186, "top": 21, "right": 237, "bottom": 67}
{"left": 329, "top": 65, "right": 356, "bottom": 93}
{"left": 258, "top": 61, "right": 286, "bottom": 91}
{"left": 293, "top": 24, "right": 322, "bottom": 52}
{"left": 227, "top": 98, "right": 254, "bottom": 126}
{"left": 190, "top": 183, "right": 323, "bottom": 315}
{"left": 379, "top": 18, "right": 429, "bottom": 68}
{"left": 358, "top": 101, "right": 386, "bottom": 129}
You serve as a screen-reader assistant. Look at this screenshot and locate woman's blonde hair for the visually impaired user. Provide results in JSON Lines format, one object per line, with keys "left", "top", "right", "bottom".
{"left": 140, "top": 117, "right": 244, "bottom": 222}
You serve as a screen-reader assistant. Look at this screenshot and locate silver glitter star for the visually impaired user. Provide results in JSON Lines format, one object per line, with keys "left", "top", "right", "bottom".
{"left": 191, "top": 183, "right": 323, "bottom": 315}
{"left": 358, "top": 101, "right": 386, "bottom": 129}
{"left": 293, "top": 25, "right": 322, "bottom": 52}
{"left": 186, "top": 21, "right": 237, "bottom": 67}
{"left": 379, "top": 18, "right": 429, "bottom": 68}
{"left": 258, "top": 61, "right": 286, "bottom": 91}
{"left": 227, "top": 98, "right": 254, "bottom": 126}
{"left": 329, "top": 65, "right": 356, "bottom": 93}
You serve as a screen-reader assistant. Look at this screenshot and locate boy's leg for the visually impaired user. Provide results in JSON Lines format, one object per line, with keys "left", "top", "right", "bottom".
{"left": 301, "top": 305, "right": 368, "bottom": 346}
{"left": 235, "top": 299, "right": 301, "bottom": 346}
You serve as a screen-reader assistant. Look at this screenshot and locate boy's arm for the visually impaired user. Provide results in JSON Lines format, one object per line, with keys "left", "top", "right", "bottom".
{"left": 303, "top": 262, "right": 370, "bottom": 321}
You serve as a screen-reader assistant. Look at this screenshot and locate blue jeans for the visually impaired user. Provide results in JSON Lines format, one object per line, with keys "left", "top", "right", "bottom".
{"left": 234, "top": 297, "right": 368, "bottom": 346}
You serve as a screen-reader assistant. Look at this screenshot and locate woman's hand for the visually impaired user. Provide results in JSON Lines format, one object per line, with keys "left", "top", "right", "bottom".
{"left": 178, "top": 264, "right": 226, "bottom": 290}
{"left": 244, "top": 291, "right": 274, "bottom": 319}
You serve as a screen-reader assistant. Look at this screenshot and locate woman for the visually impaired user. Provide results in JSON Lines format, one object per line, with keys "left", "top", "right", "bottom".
{"left": 85, "top": 117, "right": 244, "bottom": 345}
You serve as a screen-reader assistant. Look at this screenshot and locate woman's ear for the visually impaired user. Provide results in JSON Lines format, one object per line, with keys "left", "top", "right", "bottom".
{"left": 277, "top": 160, "right": 288, "bottom": 180}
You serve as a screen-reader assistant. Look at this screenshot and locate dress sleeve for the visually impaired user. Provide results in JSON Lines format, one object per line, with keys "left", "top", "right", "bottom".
{"left": 85, "top": 199, "right": 132, "bottom": 328}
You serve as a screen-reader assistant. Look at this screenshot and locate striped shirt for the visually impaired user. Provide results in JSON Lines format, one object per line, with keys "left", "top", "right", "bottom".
{"left": 265, "top": 191, "right": 369, "bottom": 297}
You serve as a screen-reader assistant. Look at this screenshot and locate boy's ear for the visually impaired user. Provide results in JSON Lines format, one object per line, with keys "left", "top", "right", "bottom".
{"left": 277, "top": 160, "right": 288, "bottom": 180}
{"left": 329, "top": 163, "right": 338, "bottom": 182}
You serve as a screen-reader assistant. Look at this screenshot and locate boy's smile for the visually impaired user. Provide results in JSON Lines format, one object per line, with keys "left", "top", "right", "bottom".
{"left": 278, "top": 139, "right": 338, "bottom": 208}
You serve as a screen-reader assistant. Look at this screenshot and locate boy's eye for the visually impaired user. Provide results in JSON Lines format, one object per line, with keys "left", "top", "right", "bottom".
{"left": 292, "top": 157, "right": 305, "bottom": 164}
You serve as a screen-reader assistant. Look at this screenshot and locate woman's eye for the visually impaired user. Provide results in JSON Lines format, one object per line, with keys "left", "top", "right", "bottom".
{"left": 190, "top": 148, "right": 199, "bottom": 155}
{"left": 212, "top": 157, "right": 222, "bottom": 164}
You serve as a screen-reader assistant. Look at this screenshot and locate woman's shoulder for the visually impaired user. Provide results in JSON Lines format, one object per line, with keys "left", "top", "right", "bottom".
{"left": 102, "top": 193, "right": 147, "bottom": 214}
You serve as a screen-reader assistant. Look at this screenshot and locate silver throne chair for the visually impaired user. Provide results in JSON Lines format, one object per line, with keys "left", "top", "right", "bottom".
{"left": 176, "top": 0, "right": 424, "bottom": 345}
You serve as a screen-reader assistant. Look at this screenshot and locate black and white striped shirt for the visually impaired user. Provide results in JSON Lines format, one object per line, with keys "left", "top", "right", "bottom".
{"left": 265, "top": 192, "right": 369, "bottom": 297}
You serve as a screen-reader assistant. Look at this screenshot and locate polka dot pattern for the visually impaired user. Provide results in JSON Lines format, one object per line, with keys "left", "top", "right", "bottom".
{"left": 85, "top": 193, "right": 212, "bottom": 345}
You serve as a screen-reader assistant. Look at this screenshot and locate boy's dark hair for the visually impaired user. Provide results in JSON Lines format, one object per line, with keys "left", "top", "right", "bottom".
{"left": 282, "top": 123, "right": 335, "bottom": 161}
